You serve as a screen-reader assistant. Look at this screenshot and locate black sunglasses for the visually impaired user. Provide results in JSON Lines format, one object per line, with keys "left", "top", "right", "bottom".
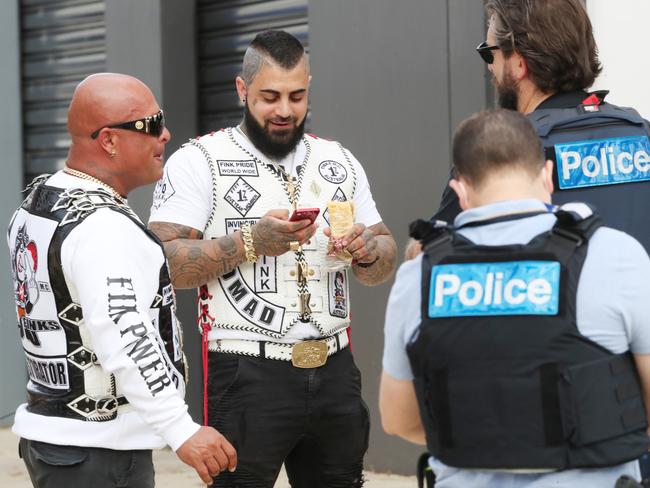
{"left": 91, "top": 110, "right": 165, "bottom": 139}
{"left": 476, "top": 41, "right": 501, "bottom": 64}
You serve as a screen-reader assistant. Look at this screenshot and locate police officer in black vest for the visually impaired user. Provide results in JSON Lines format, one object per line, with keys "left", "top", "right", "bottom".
{"left": 406, "top": 0, "right": 650, "bottom": 261}
{"left": 381, "top": 109, "right": 650, "bottom": 487}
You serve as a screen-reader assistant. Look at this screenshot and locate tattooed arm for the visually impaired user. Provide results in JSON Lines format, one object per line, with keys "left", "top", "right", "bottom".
{"left": 349, "top": 222, "right": 397, "bottom": 286}
{"left": 325, "top": 222, "right": 397, "bottom": 286}
{"left": 149, "top": 222, "right": 246, "bottom": 289}
{"left": 150, "top": 209, "right": 318, "bottom": 289}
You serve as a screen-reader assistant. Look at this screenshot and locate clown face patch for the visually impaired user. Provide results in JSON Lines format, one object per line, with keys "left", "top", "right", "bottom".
{"left": 328, "top": 270, "right": 348, "bottom": 318}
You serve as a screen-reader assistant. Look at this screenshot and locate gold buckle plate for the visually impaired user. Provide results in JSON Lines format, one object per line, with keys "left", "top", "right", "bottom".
{"left": 291, "top": 340, "right": 328, "bottom": 368}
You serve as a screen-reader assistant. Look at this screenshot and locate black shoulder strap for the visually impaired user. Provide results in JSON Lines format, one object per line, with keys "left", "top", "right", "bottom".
{"left": 546, "top": 203, "right": 601, "bottom": 265}
{"left": 421, "top": 227, "right": 454, "bottom": 266}
{"left": 410, "top": 218, "right": 450, "bottom": 244}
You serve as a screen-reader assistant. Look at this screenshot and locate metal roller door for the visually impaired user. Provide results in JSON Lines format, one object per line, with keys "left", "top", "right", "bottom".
{"left": 20, "top": 0, "right": 107, "bottom": 182}
{"left": 197, "top": 0, "right": 309, "bottom": 133}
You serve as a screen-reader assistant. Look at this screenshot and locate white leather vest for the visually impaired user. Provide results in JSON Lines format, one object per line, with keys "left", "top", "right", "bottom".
{"left": 194, "top": 128, "right": 357, "bottom": 339}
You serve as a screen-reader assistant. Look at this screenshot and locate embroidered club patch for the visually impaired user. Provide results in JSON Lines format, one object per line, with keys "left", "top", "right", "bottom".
{"left": 217, "top": 160, "right": 259, "bottom": 177}
{"left": 328, "top": 270, "right": 348, "bottom": 318}
{"left": 152, "top": 171, "right": 176, "bottom": 210}
{"left": 319, "top": 160, "right": 348, "bottom": 184}
{"left": 224, "top": 177, "right": 260, "bottom": 217}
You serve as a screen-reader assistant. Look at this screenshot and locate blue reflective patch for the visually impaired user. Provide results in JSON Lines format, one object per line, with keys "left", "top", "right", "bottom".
{"left": 556, "top": 136, "right": 650, "bottom": 189}
{"left": 428, "top": 261, "right": 560, "bottom": 318}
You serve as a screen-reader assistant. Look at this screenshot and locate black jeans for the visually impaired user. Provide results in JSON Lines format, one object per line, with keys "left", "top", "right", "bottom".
{"left": 207, "top": 347, "right": 370, "bottom": 487}
{"left": 19, "top": 438, "right": 154, "bottom": 488}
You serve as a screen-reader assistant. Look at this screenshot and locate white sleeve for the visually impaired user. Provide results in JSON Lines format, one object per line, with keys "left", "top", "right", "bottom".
{"left": 344, "top": 149, "right": 383, "bottom": 227}
{"left": 148, "top": 144, "right": 213, "bottom": 232}
{"left": 577, "top": 227, "right": 650, "bottom": 355}
{"left": 62, "top": 210, "right": 199, "bottom": 450}
{"left": 382, "top": 255, "right": 423, "bottom": 380}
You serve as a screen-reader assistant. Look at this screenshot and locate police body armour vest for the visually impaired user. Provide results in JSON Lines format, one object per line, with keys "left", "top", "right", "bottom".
{"left": 407, "top": 206, "right": 649, "bottom": 470}
{"left": 529, "top": 96, "right": 650, "bottom": 249}
{"left": 7, "top": 179, "right": 187, "bottom": 422}
{"left": 193, "top": 128, "right": 356, "bottom": 339}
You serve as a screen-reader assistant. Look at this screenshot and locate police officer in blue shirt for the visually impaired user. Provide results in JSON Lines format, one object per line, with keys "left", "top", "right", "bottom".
{"left": 381, "top": 109, "right": 650, "bottom": 488}
{"left": 407, "top": 0, "right": 650, "bottom": 261}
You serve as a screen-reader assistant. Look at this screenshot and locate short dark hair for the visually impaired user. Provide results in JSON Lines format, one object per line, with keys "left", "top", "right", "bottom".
{"left": 486, "top": 0, "right": 602, "bottom": 93}
{"left": 452, "top": 109, "right": 544, "bottom": 187}
{"left": 241, "top": 30, "right": 306, "bottom": 84}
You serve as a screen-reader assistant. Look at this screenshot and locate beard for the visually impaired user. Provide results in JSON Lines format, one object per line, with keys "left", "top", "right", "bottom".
{"left": 243, "top": 103, "right": 306, "bottom": 160}
{"left": 495, "top": 69, "right": 519, "bottom": 111}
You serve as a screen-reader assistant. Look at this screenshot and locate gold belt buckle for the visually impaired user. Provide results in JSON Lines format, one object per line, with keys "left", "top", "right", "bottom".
{"left": 291, "top": 340, "right": 328, "bottom": 368}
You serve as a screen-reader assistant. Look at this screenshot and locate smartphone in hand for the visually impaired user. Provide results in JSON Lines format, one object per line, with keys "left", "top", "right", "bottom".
{"left": 289, "top": 207, "right": 320, "bottom": 224}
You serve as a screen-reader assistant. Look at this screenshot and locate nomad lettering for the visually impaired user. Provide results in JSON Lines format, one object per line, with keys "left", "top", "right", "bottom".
{"left": 220, "top": 269, "right": 285, "bottom": 333}
{"left": 107, "top": 277, "right": 174, "bottom": 396}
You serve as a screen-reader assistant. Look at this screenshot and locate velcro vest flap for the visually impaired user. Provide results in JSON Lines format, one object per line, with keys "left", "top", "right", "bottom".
{"left": 559, "top": 352, "right": 647, "bottom": 446}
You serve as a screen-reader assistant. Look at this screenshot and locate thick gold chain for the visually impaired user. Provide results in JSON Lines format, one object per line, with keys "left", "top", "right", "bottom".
{"left": 62, "top": 166, "right": 127, "bottom": 205}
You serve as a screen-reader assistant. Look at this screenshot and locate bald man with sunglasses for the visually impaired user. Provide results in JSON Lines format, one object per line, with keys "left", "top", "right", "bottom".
{"left": 7, "top": 73, "right": 236, "bottom": 487}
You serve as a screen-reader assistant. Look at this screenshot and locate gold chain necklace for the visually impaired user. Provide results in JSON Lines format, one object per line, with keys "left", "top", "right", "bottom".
{"left": 62, "top": 166, "right": 127, "bottom": 205}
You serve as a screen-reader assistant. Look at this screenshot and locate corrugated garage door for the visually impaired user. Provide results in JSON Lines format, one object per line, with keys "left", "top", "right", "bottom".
{"left": 197, "top": 0, "right": 308, "bottom": 133}
{"left": 20, "top": 0, "right": 106, "bottom": 182}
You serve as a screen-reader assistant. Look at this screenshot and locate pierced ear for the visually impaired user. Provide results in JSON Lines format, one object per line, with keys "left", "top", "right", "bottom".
{"left": 235, "top": 76, "right": 247, "bottom": 104}
{"left": 97, "top": 129, "right": 117, "bottom": 159}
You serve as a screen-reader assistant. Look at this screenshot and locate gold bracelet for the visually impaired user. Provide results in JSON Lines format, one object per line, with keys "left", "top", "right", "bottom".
{"left": 240, "top": 223, "right": 258, "bottom": 263}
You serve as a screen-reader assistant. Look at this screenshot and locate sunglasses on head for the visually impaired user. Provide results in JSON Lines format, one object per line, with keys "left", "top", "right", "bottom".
{"left": 90, "top": 110, "right": 165, "bottom": 139}
{"left": 476, "top": 41, "right": 501, "bottom": 64}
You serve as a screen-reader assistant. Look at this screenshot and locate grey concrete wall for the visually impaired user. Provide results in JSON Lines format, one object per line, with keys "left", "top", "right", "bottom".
{"left": 308, "top": 0, "right": 488, "bottom": 474}
{"left": 0, "top": 0, "right": 28, "bottom": 427}
{"left": 105, "top": 0, "right": 202, "bottom": 421}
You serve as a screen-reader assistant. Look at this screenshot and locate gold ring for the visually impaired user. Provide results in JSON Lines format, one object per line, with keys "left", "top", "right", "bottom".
{"left": 289, "top": 241, "right": 301, "bottom": 252}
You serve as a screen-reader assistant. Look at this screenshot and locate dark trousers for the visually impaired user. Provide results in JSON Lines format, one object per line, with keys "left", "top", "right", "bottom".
{"left": 19, "top": 437, "right": 154, "bottom": 488}
{"left": 207, "top": 347, "right": 370, "bottom": 487}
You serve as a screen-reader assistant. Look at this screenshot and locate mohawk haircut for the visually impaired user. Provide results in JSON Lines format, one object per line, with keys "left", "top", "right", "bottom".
{"left": 241, "top": 30, "right": 307, "bottom": 84}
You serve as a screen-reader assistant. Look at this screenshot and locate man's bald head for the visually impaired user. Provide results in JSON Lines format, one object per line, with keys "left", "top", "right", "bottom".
{"left": 67, "top": 73, "right": 156, "bottom": 138}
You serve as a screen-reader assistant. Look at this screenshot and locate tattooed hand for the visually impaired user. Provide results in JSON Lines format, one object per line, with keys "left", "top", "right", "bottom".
{"left": 324, "top": 221, "right": 397, "bottom": 285}
{"left": 324, "top": 223, "right": 377, "bottom": 264}
{"left": 251, "top": 209, "right": 318, "bottom": 257}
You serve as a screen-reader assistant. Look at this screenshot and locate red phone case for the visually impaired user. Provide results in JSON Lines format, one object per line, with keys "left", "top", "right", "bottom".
{"left": 290, "top": 207, "right": 320, "bottom": 223}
